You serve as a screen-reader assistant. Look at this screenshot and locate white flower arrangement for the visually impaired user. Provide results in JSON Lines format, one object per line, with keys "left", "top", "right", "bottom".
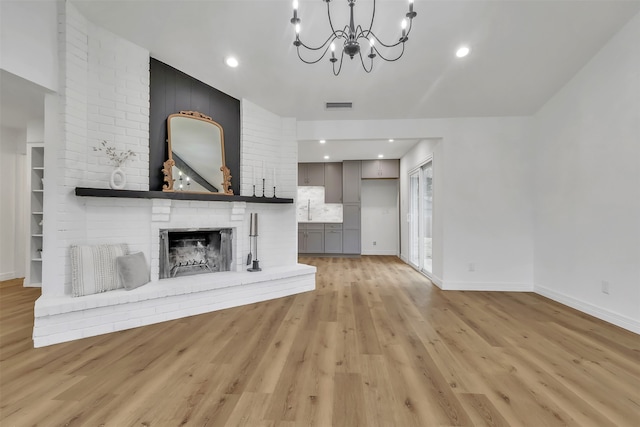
{"left": 93, "top": 140, "right": 136, "bottom": 167}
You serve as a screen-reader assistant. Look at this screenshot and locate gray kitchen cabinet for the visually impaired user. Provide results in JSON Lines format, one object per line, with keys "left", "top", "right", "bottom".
{"left": 298, "top": 163, "right": 325, "bottom": 186}
{"left": 361, "top": 159, "right": 400, "bottom": 179}
{"left": 324, "top": 223, "right": 343, "bottom": 253}
{"left": 342, "top": 229, "right": 361, "bottom": 254}
{"left": 342, "top": 204, "right": 361, "bottom": 254}
{"left": 342, "top": 160, "right": 361, "bottom": 203}
{"left": 324, "top": 162, "right": 343, "bottom": 203}
{"left": 298, "top": 229, "right": 306, "bottom": 252}
{"left": 342, "top": 204, "right": 361, "bottom": 229}
{"left": 298, "top": 223, "right": 325, "bottom": 253}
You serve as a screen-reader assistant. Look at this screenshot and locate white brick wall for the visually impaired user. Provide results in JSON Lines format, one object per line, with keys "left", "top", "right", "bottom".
{"left": 241, "top": 100, "right": 298, "bottom": 267}
{"left": 35, "top": 6, "right": 308, "bottom": 345}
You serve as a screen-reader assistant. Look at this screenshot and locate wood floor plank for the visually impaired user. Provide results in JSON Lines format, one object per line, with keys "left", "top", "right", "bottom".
{"left": 1, "top": 259, "right": 639, "bottom": 426}
{"left": 332, "top": 373, "right": 366, "bottom": 427}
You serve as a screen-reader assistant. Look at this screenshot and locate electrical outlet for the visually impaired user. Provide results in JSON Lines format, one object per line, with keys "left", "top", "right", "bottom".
{"left": 468, "top": 263, "right": 475, "bottom": 272}
{"left": 601, "top": 280, "right": 610, "bottom": 295}
{"left": 373, "top": 241, "right": 377, "bottom": 246}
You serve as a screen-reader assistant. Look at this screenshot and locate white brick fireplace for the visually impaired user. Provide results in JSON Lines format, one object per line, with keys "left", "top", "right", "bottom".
{"left": 32, "top": 3, "right": 313, "bottom": 347}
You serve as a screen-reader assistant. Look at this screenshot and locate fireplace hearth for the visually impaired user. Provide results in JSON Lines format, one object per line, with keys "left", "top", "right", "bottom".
{"left": 159, "top": 228, "right": 233, "bottom": 279}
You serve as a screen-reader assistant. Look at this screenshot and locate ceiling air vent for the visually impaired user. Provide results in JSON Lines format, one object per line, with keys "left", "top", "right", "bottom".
{"left": 325, "top": 102, "right": 353, "bottom": 110}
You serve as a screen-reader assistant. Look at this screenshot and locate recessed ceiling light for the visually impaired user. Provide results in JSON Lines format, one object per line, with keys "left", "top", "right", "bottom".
{"left": 324, "top": 155, "right": 330, "bottom": 159}
{"left": 388, "top": 139, "right": 394, "bottom": 142}
{"left": 378, "top": 154, "right": 384, "bottom": 158}
{"left": 319, "top": 140, "right": 326, "bottom": 144}
{"left": 456, "top": 46, "right": 470, "bottom": 58}
{"left": 225, "top": 56, "right": 239, "bottom": 67}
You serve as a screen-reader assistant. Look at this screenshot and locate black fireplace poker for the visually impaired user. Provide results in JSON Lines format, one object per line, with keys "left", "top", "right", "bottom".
{"left": 247, "top": 212, "right": 261, "bottom": 272}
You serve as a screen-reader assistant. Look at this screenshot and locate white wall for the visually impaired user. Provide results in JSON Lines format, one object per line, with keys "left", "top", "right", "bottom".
{"left": 0, "top": 0, "right": 58, "bottom": 92}
{"left": 533, "top": 13, "right": 640, "bottom": 332}
{"left": 399, "top": 139, "right": 440, "bottom": 270}
{"left": 299, "top": 117, "right": 535, "bottom": 292}
{"left": 440, "top": 118, "right": 534, "bottom": 291}
{"left": 361, "top": 179, "right": 399, "bottom": 255}
{"left": 241, "top": 99, "right": 298, "bottom": 268}
{"left": 0, "top": 127, "right": 26, "bottom": 280}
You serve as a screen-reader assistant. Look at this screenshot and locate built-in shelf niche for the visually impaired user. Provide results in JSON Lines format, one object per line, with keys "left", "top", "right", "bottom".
{"left": 26, "top": 143, "right": 44, "bottom": 287}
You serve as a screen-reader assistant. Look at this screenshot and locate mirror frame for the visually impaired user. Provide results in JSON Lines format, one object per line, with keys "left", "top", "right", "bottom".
{"left": 162, "top": 110, "right": 233, "bottom": 195}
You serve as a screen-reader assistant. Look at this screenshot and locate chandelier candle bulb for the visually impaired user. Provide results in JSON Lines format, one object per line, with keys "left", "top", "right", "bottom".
{"left": 409, "top": 0, "right": 414, "bottom": 13}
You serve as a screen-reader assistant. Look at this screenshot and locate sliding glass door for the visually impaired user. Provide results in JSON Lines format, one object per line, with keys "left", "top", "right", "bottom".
{"left": 422, "top": 161, "right": 433, "bottom": 274}
{"left": 409, "top": 172, "right": 420, "bottom": 267}
{"left": 408, "top": 160, "right": 433, "bottom": 276}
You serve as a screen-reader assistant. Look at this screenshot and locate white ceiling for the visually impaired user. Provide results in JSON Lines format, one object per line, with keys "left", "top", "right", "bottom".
{"left": 69, "top": 0, "right": 640, "bottom": 162}
{"left": 298, "top": 138, "right": 425, "bottom": 162}
{"left": 4, "top": 1, "right": 639, "bottom": 162}
{"left": 71, "top": 0, "right": 639, "bottom": 121}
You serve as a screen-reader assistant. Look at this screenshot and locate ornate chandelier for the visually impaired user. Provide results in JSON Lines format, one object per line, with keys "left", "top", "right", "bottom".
{"left": 290, "top": 0, "right": 417, "bottom": 76}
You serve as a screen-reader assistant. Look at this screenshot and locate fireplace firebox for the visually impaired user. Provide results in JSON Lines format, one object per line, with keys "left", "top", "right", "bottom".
{"left": 159, "top": 228, "right": 233, "bottom": 279}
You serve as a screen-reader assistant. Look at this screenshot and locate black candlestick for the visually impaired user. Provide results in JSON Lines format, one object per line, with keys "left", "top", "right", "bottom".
{"left": 252, "top": 184, "right": 256, "bottom": 197}
{"left": 272, "top": 186, "right": 277, "bottom": 198}
{"left": 261, "top": 178, "right": 266, "bottom": 197}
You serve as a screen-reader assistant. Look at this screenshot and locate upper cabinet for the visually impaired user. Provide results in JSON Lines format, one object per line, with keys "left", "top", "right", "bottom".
{"left": 324, "top": 162, "right": 343, "bottom": 203}
{"left": 361, "top": 159, "right": 400, "bottom": 179}
{"left": 298, "top": 163, "right": 325, "bottom": 186}
{"left": 342, "top": 160, "right": 361, "bottom": 203}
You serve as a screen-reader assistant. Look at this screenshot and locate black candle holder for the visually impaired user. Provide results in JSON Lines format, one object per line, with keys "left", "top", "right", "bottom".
{"left": 272, "top": 186, "right": 277, "bottom": 198}
{"left": 252, "top": 184, "right": 256, "bottom": 197}
{"left": 261, "top": 178, "right": 266, "bottom": 197}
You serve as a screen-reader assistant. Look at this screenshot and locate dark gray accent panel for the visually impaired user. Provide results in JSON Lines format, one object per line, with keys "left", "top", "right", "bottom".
{"left": 149, "top": 58, "right": 240, "bottom": 194}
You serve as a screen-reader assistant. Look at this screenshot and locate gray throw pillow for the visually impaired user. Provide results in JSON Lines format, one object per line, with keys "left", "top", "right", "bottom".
{"left": 116, "top": 252, "right": 150, "bottom": 290}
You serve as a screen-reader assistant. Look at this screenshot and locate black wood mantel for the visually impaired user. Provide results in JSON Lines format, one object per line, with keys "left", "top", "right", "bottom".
{"left": 75, "top": 187, "right": 293, "bottom": 204}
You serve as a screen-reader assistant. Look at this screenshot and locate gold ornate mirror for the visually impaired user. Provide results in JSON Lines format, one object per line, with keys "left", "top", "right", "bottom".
{"left": 162, "top": 111, "right": 233, "bottom": 195}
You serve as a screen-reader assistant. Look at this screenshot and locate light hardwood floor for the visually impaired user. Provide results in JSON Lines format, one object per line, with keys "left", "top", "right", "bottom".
{"left": 1, "top": 256, "right": 638, "bottom": 426}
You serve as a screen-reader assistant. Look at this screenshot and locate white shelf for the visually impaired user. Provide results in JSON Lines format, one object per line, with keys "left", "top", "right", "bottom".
{"left": 26, "top": 143, "right": 45, "bottom": 288}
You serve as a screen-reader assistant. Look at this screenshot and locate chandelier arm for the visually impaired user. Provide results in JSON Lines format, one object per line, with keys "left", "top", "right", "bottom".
{"left": 373, "top": 42, "right": 406, "bottom": 63}
{"left": 297, "top": 32, "right": 341, "bottom": 52}
{"left": 332, "top": 50, "right": 345, "bottom": 76}
{"left": 366, "top": 0, "right": 376, "bottom": 35}
{"left": 326, "top": 0, "right": 339, "bottom": 35}
{"left": 296, "top": 43, "right": 334, "bottom": 65}
{"left": 364, "top": 31, "right": 403, "bottom": 49}
{"left": 359, "top": 50, "right": 373, "bottom": 73}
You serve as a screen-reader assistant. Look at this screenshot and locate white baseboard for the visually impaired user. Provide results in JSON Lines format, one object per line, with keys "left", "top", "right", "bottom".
{"left": 535, "top": 285, "right": 640, "bottom": 334}
{"left": 442, "top": 281, "right": 533, "bottom": 292}
{"left": 430, "top": 274, "right": 443, "bottom": 289}
{"left": 361, "top": 249, "right": 398, "bottom": 256}
{"left": 0, "top": 272, "right": 16, "bottom": 281}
